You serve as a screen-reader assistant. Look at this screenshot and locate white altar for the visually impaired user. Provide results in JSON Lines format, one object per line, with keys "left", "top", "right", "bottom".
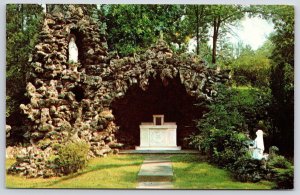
{"left": 135, "top": 115, "right": 181, "bottom": 150}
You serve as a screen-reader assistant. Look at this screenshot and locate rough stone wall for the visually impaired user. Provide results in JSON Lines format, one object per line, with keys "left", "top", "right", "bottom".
{"left": 8, "top": 5, "right": 229, "bottom": 178}
{"left": 19, "top": 6, "right": 117, "bottom": 153}
{"left": 104, "top": 40, "right": 229, "bottom": 101}
{"left": 8, "top": 6, "right": 117, "bottom": 178}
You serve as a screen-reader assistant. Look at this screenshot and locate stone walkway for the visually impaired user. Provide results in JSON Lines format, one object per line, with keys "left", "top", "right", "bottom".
{"left": 136, "top": 155, "right": 174, "bottom": 189}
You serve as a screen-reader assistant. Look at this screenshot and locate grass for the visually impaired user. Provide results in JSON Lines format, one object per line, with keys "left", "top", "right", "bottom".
{"left": 171, "top": 154, "right": 274, "bottom": 189}
{"left": 6, "top": 154, "right": 144, "bottom": 189}
{"left": 6, "top": 154, "right": 275, "bottom": 189}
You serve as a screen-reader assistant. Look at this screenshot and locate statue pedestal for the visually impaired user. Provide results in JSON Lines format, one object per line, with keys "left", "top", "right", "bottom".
{"left": 135, "top": 121, "right": 181, "bottom": 150}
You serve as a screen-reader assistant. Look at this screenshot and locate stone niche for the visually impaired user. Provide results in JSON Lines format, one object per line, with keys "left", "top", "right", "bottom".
{"left": 136, "top": 115, "right": 181, "bottom": 150}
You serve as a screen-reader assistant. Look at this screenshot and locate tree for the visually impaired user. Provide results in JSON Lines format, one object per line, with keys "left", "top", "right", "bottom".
{"left": 185, "top": 5, "right": 210, "bottom": 56}
{"left": 249, "top": 5, "right": 294, "bottom": 155}
{"left": 6, "top": 4, "right": 44, "bottom": 142}
{"left": 269, "top": 6, "right": 294, "bottom": 156}
{"left": 184, "top": 5, "right": 245, "bottom": 63}
{"left": 230, "top": 40, "right": 274, "bottom": 88}
{"left": 102, "top": 5, "right": 187, "bottom": 56}
{"left": 207, "top": 5, "right": 245, "bottom": 64}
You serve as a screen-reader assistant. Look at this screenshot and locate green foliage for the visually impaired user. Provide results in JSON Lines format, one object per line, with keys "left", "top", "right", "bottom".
{"left": 6, "top": 4, "right": 43, "bottom": 129}
{"left": 231, "top": 41, "right": 274, "bottom": 88}
{"left": 103, "top": 5, "right": 187, "bottom": 56}
{"left": 6, "top": 155, "right": 144, "bottom": 188}
{"left": 193, "top": 85, "right": 271, "bottom": 138}
{"left": 184, "top": 5, "right": 210, "bottom": 55}
{"left": 189, "top": 84, "right": 272, "bottom": 183}
{"left": 267, "top": 152, "right": 294, "bottom": 189}
{"left": 232, "top": 87, "right": 272, "bottom": 134}
{"left": 269, "top": 61, "right": 294, "bottom": 155}
{"left": 272, "top": 167, "right": 294, "bottom": 189}
{"left": 56, "top": 141, "right": 90, "bottom": 175}
{"left": 208, "top": 5, "right": 245, "bottom": 64}
{"left": 249, "top": 5, "right": 294, "bottom": 156}
{"left": 232, "top": 156, "right": 268, "bottom": 182}
{"left": 210, "top": 130, "right": 249, "bottom": 168}
{"left": 171, "top": 154, "right": 273, "bottom": 189}
{"left": 268, "top": 155, "right": 292, "bottom": 169}
{"left": 6, "top": 96, "right": 14, "bottom": 117}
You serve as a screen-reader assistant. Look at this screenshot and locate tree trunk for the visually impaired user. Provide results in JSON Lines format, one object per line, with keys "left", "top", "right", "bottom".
{"left": 20, "top": 5, "right": 24, "bottom": 32}
{"left": 195, "top": 6, "right": 199, "bottom": 55}
{"left": 212, "top": 16, "right": 220, "bottom": 64}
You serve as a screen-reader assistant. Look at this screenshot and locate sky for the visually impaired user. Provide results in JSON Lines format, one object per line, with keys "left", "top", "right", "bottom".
{"left": 229, "top": 16, "right": 274, "bottom": 50}
{"left": 188, "top": 15, "right": 275, "bottom": 52}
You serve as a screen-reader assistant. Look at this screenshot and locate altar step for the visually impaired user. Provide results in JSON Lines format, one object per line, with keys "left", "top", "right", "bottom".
{"left": 119, "top": 149, "right": 200, "bottom": 154}
{"left": 135, "top": 146, "right": 182, "bottom": 150}
{"left": 136, "top": 156, "right": 174, "bottom": 189}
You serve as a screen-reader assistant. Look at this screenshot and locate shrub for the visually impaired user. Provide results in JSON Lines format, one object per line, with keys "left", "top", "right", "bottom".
{"left": 56, "top": 140, "right": 90, "bottom": 175}
{"left": 202, "top": 129, "right": 248, "bottom": 168}
{"left": 267, "top": 152, "right": 294, "bottom": 189}
{"left": 189, "top": 84, "right": 273, "bottom": 183}
{"left": 272, "top": 166, "right": 294, "bottom": 189}
{"left": 231, "top": 155, "right": 268, "bottom": 182}
{"left": 268, "top": 155, "right": 292, "bottom": 169}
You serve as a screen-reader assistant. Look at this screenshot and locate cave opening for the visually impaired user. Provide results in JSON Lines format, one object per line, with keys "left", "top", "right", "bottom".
{"left": 71, "top": 85, "right": 85, "bottom": 102}
{"left": 110, "top": 75, "right": 206, "bottom": 149}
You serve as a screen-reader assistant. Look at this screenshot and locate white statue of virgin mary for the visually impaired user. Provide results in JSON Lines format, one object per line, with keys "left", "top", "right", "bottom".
{"left": 252, "top": 130, "right": 265, "bottom": 160}
{"left": 68, "top": 34, "right": 78, "bottom": 63}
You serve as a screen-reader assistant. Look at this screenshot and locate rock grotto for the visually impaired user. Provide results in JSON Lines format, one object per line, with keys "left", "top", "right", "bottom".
{"left": 7, "top": 5, "right": 229, "bottom": 178}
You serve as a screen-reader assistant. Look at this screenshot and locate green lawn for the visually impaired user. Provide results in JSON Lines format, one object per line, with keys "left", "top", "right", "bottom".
{"left": 171, "top": 154, "right": 274, "bottom": 189}
{"left": 6, "top": 154, "right": 274, "bottom": 189}
{"left": 6, "top": 155, "right": 144, "bottom": 189}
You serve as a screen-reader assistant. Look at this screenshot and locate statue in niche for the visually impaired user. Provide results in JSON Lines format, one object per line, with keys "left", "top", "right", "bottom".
{"left": 68, "top": 34, "right": 78, "bottom": 64}
{"left": 252, "top": 130, "right": 265, "bottom": 160}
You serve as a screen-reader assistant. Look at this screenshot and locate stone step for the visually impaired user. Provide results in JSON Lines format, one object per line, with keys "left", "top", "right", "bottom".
{"left": 137, "top": 156, "right": 173, "bottom": 183}
{"left": 120, "top": 149, "right": 200, "bottom": 154}
{"left": 137, "top": 182, "right": 174, "bottom": 189}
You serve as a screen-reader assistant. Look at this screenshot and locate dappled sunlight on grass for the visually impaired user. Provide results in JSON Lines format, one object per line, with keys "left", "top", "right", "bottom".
{"left": 171, "top": 154, "right": 274, "bottom": 189}
{"left": 6, "top": 155, "right": 144, "bottom": 189}
{"left": 7, "top": 154, "right": 275, "bottom": 189}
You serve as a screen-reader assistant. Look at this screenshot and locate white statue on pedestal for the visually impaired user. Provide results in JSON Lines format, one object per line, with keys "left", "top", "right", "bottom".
{"left": 68, "top": 34, "right": 78, "bottom": 63}
{"left": 252, "top": 130, "right": 265, "bottom": 160}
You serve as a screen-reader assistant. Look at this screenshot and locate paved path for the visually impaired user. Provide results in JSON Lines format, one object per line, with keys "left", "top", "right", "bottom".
{"left": 136, "top": 155, "right": 174, "bottom": 189}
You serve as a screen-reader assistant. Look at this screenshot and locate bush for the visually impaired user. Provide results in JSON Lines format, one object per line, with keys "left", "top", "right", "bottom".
{"left": 267, "top": 153, "right": 294, "bottom": 189}
{"left": 189, "top": 84, "right": 273, "bottom": 183}
{"left": 273, "top": 166, "right": 294, "bottom": 189}
{"left": 268, "top": 155, "right": 292, "bottom": 169}
{"left": 56, "top": 140, "right": 90, "bottom": 175}
{"left": 202, "top": 129, "right": 248, "bottom": 168}
{"left": 232, "top": 155, "right": 268, "bottom": 182}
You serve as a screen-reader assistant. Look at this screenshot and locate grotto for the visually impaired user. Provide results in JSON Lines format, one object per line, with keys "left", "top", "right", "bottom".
{"left": 7, "top": 5, "right": 229, "bottom": 178}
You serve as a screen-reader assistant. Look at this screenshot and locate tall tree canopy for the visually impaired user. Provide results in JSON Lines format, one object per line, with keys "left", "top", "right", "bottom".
{"left": 208, "top": 5, "right": 244, "bottom": 64}
{"left": 102, "top": 4, "right": 188, "bottom": 56}
{"left": 244, "top": 5, "right": 294, "bottom": 155}
{"left": 268, "top": 6, "right": 294, "bottom": 155}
